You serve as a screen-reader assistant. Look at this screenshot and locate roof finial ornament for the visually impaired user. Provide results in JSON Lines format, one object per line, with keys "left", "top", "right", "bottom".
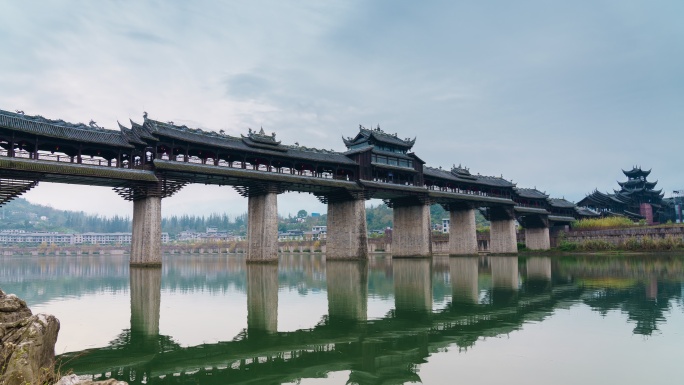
{"left": 248, "top": 128, "right": 253, "bottom": 134}
{"left": 295, "top": 142, "right": 299, "bottom": 146}
{"left": 219, "top": 129, "right": 225, "bottom": 135}
{"left": 15, "top": 110, "right": 24, "bottom": 115}
{"left": 167, "top": 121, "right": 174, "bottom": 125}
{"left": 88, "top": 120, "right": 101, "bottom": 128}
{"left": 271, "top": 132, "right": 276, "bottom": 139}
{"left": 259, "top": 127, "right": 265, "bottom": 135}
{"left": 143, "top": 111, "right": 148, "bottom": 119}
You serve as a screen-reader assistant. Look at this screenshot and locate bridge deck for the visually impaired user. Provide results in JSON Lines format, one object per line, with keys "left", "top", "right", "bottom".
{"left": 0, "top": 157, "right": 158, "bottom": 186}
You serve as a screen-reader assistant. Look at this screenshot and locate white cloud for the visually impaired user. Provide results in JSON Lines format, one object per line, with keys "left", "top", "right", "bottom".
{"left": 3, "top": 1, "right": 684, "bottom": 217}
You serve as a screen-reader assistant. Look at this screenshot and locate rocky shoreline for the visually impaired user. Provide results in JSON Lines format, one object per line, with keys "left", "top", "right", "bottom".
{"left": 0, "top": 288, "right": 127, "bottom": 385}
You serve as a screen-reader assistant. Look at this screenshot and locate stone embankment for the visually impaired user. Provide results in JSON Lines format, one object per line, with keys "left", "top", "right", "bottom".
{"left": 0, "top": 289, "right": 127, "bottom": 385}
{"left": 552, "top": 226, "right": 684, "bottom": 250}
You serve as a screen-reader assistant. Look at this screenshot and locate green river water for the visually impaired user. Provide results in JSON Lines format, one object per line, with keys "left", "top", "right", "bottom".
{"left": 1, "top": 253, "right": 683, "bottom": 384}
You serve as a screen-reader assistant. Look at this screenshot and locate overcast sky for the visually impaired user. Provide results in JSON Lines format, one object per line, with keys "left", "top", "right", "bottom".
{"left": 1, "top": 1, "right": 682, "bottom": 218}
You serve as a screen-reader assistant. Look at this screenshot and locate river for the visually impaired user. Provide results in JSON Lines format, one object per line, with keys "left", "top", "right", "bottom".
{"left": 1, "top": 253, "right": 683, "bottom": 384}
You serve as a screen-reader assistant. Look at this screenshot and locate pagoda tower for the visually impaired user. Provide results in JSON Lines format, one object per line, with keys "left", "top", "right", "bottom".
{"left": 578, "top": 166, "right": 664, "bottom": 224}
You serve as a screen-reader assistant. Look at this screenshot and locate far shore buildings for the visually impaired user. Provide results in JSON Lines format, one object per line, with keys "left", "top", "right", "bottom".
{"left": 0, "top": 230, "right": 170, "bottom": 245}
{"left": 176, "top": 227, "right": 243, "bottom": 243}
{"left": 578, "top": 166, "right": 666, "bottom": 224}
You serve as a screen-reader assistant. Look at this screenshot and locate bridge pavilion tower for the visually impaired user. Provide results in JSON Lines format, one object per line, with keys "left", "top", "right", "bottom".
{"left": 343, "top": 125, "right": 431, "bottom": 257}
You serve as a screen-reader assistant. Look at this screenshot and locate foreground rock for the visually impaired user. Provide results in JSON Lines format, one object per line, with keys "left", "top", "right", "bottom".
{"left": 1, "top": 288, "right": 128, "bottom": 385}
{"left": 56, "top": 374, "right": 128, "bottom": 385}
{"left": 1, "top": 288, "right": 60, "bottom": 385}
{"left": 0, "top": 288, "right": 32, "bottom": 323}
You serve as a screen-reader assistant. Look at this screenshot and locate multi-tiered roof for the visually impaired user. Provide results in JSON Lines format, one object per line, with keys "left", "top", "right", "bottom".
{"left": 343, "top": 125, "right": 416, "bottom": 151}
{"left": 578, "top": 166, "right": 664, "bottom": 219}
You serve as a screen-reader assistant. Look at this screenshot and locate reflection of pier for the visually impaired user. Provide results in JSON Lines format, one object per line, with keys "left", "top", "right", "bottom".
{"left": 130, "top": 267, "right": 161, "bottom": 337}
{"left": 326, "top": 261, "right": 368, "bottom": 322}
{"left": 246, "top": 264, "right": 279, "bottom": 334}
{"left": 490, "top": 256, "right": 519, "bottom": 290}
{"left": 58, "top": 255, "right": 593, "bottom": 384}
{"left": 393, "top": 258, "right": 433, "bottom": 315}
{"left": 450, "top": 256, "right": 479, "bottom": 304}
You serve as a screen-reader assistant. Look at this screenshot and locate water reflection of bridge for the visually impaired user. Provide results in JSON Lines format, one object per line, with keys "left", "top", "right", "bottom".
{"left": 57, "top": 256, "right": 588, "bottom": 384}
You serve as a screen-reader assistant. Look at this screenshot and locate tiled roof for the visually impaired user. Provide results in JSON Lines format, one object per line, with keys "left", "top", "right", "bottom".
{"left": 0, "top": 109, "right": 133, "bottom": 148}
{"left": 343, "top": 145, "right": 373, "bottom": 156}
{"left": 473, "top": 174, "right": 516, "bottom": 188}
{"left": 118, "top": 122, "right": 147, "bottom": 146}
{"left": 370, "top": 148, "right": 415, "bottom": 160}
{"left": 514, "top": 188, "right": 549, "bottom": 199}
{"left": 423, "top": 166, "right": 515, "bottom": 188}
{"left": 547, "top": 198, "right": 576, "bottom": 208}
{"left": 343, "top": 125, "right": 416, "bottom": 149}
{"left": 575, "top": 206, "right": 600, "bottom": 217}
{"left": 142, "top": 119, "right": 357, "bottom": 165}
{"left": 623, "top": 166, "right": 651, "bottom": 179}
{"left": 370, "top": 162, "right": 418, "bottom": 173}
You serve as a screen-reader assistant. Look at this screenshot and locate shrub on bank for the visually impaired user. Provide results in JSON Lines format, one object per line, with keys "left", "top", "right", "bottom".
{"left": 558, "top": 240, "right": 578, "bottom": 251}
{"left": 571, "top": 216, "right": 638, "bottom": 231}
{"left": 557, "top": 235, "right": 684, "bottom": 252}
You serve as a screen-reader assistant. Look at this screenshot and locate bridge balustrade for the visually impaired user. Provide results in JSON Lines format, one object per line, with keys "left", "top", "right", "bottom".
{"left": 1, "top": 148, "right": 120, "bottom": 167}
{"left": 425, "top": 183, "right": 511, "bottom": 199}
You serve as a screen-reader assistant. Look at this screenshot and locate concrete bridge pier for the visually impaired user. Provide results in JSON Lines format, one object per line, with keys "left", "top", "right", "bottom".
{"left": 130, "top": 267, "right": 162, "bottom": 338}
{"left": 131, "top": 196, "right": 162, "bottom": 266}
{"left": 326, "top": 260, "right": 368, "bottom": 322}
{"left": 247, "top": 192, "right": 279, "bottom": 263}
{"left": 520, "top": 214, "right": 551, "bottom": 251}
{"left": 488, "top": 206, "right": 517, "bottom": 254}
{"left": 448, "top": 207, "right": 478, "bottom": 255}
{"left": 392, "top": 200, "right": 432, "bottom": 258}
{"left": 393, "top": 258, "right": 432, "bottom": 315}
{"left": 449, "top": 256, "right": 479, "bottom": 304}
{"left": 326, "top": 199, "right": 368, "bottom": 260}
{"left": 247, "top": 264, "right": 279, "bottom": 334}
{"left": 525, "top": 227, "right": 551, "bottom": 250}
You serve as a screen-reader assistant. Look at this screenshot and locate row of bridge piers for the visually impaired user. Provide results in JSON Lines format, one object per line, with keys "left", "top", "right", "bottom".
{"left": 129, "top": 192, "right": 542, "bottom": 266}
{"left": 127, "top": 256, "right": 554, "bottom": 342}
{"left": 129, "top": 256, "right": 552, "bottom": 338}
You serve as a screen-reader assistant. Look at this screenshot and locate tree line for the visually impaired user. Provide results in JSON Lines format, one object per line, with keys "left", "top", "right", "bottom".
{"left": 1, "top": 198, "right": 488, "bottom": 236}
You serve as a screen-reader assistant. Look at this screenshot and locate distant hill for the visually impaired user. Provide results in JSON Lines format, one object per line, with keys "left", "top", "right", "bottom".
{"left": 0, "top": 198, "right": 488, "bottom": 236}
{"left": 0, "top": 198, "right": 131, "bottom": 233}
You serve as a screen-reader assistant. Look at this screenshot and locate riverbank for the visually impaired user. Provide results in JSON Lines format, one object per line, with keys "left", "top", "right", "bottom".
{"left": 2, "top": 225, "right": 683, "bottom": 256}
{"left": 550, "top": 225, "right": 684, "bottom": 252}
